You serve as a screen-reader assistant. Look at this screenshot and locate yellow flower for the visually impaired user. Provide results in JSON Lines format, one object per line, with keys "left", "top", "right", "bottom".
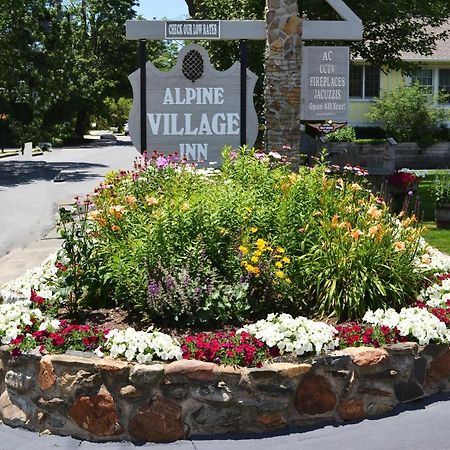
{"left": 109, "top": 205, "right": 125, "bottom": 219}
{"left": 254, "top": 250, "right": 262, "bottom": 257}
{"left": 250, "top": 227, "right": 258, "bottom": 233}
{"left": 282, "top": 256, "right": 291, "bottom": 264}
{"left": 275, "top": 261, "right": 283, "bottom": 268}
{"left": 145, "top": 196, "right": 158, "bottom": 206}
{"left": 181, "top": 201, "right": 190, "bottom": 211}
{"left": 367, "top": 206, "right": 382, "bottom": 220}
{"left": 245, "top": 207, "right": 252, "bottom": 213}
{"left": 394, "top": 241, "right": 405, "bottom": 252}
{"left": 251, "top": 256, "right": 259, "bottom": 263}
{"left": 239, "top": 245, "right": 249, "bottom": 255}
{"left": 351, "top": 229, "right": 363, "bottom": 240}
{"left": 245, "top": 264, "right": 260, "bottom": 275}
{"left": 276, "top": 247, "right": 286, "bottom": 254}
{"left": 256, "top": 238, "right": 267, "bottom": 251}
{"left": 350, "top": 183, "right": 363, "bottom": 192}
{"left": 421, "top": 255, "right": 432, "bottom": 265}
{"left": 275, "top": 270, "right": 285, "bottom": 278}
{"left": 219, "top": 228, "right": 227, "bottom": 236}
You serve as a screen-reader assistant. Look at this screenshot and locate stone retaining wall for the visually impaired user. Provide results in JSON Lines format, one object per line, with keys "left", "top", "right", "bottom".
{"left": 1, "top": 344, "right": 450, "bottom": 443}
{"left": 325, "top": 142, "right": 450, "bottom": 171}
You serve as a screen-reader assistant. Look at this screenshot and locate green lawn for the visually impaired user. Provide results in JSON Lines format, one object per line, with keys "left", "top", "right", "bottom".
{"left": 416, "top": 171, "right": 450, "bottom": 254}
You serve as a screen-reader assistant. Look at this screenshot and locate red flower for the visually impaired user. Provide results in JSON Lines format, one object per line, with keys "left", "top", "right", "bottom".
{"left": 30, "top": 290, "right": 45, "bottom": 305}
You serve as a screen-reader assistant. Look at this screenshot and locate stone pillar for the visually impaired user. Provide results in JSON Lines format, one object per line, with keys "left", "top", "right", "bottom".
{"left": 265, "top": 0, "right": 302, "bottom": 160}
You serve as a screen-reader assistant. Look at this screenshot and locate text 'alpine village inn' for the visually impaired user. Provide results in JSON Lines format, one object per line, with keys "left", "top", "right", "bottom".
{"left": 148, "top": 87, "right": 239, "bottom": 161}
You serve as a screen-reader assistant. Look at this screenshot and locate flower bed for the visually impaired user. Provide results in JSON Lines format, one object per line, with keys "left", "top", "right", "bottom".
{"left": 0, "top": 150, "right": 450, "bottom": 442}
{"left": 0, "top": 248, "right": 448, "bottom": 442}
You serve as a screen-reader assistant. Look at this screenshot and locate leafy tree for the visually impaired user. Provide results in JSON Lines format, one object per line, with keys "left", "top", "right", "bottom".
{"left": 368, "top": 82, "right": 449, "bottom": 142}
{"left": 0, "top": 0, "right": 173, "bottom": 144}
{"left": 186, "top": 0, "right": 450, "bottom": 73}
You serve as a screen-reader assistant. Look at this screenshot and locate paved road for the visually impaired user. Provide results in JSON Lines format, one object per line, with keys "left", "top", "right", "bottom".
{"left": 1, "top": 393, "right": 450, "bottom": 449}
{"left": 0, "top": 137, "right": 138, "bottom": 282}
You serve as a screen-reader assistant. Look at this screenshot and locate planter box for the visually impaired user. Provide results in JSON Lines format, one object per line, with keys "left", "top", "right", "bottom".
{"left": 436, "top": 204, "right": 450, "bottom": 229}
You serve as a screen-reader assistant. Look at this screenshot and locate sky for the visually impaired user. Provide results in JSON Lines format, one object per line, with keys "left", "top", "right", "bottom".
{"left": 134, "top": 0, "right": 189, "bottom": 20}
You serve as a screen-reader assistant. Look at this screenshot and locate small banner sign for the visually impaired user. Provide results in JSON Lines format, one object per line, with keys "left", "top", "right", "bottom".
{"left": 165, "top": 20, "right": 221, "bottom": 39}
{"left": 128, "top": 44, "right": 258, "bottom": 165}
{"left": 301, "top": 46, "right": 349, "bottom": 122}
{"left": 307, "top": 122, "right": 346, "bottom": 134}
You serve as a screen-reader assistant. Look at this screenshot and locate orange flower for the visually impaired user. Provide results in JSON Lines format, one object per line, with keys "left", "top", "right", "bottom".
{"left": 109, "top": 205, "right": 125, "bottom": 219}
{"left": 367, "top": 206, "right": 382, "bottom": 220}
{"left": 394, "top": 241, "right": 405, "bottom": 252}
{"left": 351, "top": 229, "right": 363, "bottom": 240}
{"left": 125, "top": 195, "right": 137, "bottom": 205}
{"left": 331, "top": 214, "right": 339, "bottom": 229}
{"left": 368, "top": 224, "right": 380, "bottom": 237}
{"left": 146, "top": 196, "right": 158, "bottom": 206}
{"left": 111, "top": 224, "right": 120, "bottom": 232}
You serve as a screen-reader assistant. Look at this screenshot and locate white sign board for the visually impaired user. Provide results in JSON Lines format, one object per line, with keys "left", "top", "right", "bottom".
{"left": 300, "top": 46, "right": 349, "bottom": 122}
{"left": 128, "top": 44, "right": 258, "bottom": 164}
{"left": 165, "top": 21, "right": 220, "bottom": 39}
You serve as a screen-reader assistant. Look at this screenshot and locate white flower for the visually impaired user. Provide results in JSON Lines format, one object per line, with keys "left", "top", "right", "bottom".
{"left": 363, "top": 306, "right": 449, "bottom": 345}
{"left": 241, "top": 313, "right": 338, "bottom": 357}
{"left": 99, "top": 327, "right": 182, "bottom": 364}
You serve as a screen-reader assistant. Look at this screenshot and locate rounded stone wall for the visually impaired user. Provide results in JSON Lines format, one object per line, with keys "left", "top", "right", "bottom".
{"left": 1, "top": 343, "right": 450, "bottom": 443}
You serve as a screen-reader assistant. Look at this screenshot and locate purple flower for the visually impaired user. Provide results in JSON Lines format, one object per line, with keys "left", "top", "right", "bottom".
{"left": 148, "top": 281, "right": 161, "bottom": 296}
{"left": 254, "top": 152, "right": 265, "bottom": 160}
{"left": 156, "top": 155, "right": 169, "bottom": 169}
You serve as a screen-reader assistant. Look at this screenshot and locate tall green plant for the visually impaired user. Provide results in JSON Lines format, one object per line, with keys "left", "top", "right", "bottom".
{"left": 368, "top": 83, "right": 449, "bottom": 142}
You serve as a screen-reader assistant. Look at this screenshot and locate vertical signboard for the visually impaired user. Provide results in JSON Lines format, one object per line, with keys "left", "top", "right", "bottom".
{"left": 128, "top": 44, "right": 258, "bottom": 164}
{"left": 300, "top": 46, "right": 349, "bottom": 122}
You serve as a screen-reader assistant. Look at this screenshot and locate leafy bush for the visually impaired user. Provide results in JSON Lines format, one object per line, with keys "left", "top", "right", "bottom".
{"left": 432, "top": 173, "right": 450, "bottom": 206}
{"left": 326, "top": 126, "right": 356, "bottom": 142}
{"left": 63, "top": 148, "right": 425, "bottom": 324}
{"left": 368, "top": 82, "right": 449, "bottom": 142}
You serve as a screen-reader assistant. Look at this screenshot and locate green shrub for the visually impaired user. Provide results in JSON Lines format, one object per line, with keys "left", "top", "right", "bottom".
{"left": 63, "top": 148, "right": 425, "bottom": 325}
{"left": 368, "top": 82, "right": 449, "bottom": 142}
{"left": 432, "top": 173, "right": 450, "bottom": 206}
{"left": 326, "top": 126, "right": 356, "bottom": 142}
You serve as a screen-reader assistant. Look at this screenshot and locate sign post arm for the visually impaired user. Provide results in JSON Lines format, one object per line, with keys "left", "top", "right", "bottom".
{"left": 240, "top": 39, "right": 248, "bottom": 148}
{"left": 139, "top": 40, "right": 147, "bottom": 154}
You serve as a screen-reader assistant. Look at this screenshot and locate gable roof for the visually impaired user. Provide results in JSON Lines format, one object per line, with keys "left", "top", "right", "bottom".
{"left": 400, "top": 21, "right": 450, "bottom": 62}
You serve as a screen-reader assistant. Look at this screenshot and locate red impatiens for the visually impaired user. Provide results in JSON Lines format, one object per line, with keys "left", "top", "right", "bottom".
{"left": 335, "top": 322, "right": 407, "bottom": 348}
{"left": 181, "top": 330, "right": 278, "bottom": 367}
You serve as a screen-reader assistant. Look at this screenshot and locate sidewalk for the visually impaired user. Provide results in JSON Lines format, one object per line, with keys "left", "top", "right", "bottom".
{"left": 0, "top": 228, "right": 61, "bottom": 285}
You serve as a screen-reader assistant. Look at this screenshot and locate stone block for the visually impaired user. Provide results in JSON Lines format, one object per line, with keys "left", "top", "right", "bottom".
{"left": 394, "top": 381, "right": 424, "bottom": 402}
{"left": 256, "top": 412, "right": 286, "bottom": 428}
{"left": 0, "top": 390, "right": 28, "bottom": 425}
{"left": 295, "top": 375, "right": 336, "bottom": 415}
{"left": 338, "top": 398, "right": 366, "bottom": 421}
{"left": 38, "top": 357, "right": 56, "bottom": 390}
{"left": 68, "top": 388, "right": 123, "bottom": 437}
{"left": 425, "top": 348, "right": 450, "bottom": 387}
{"left": 333, "top": 347, "right": 389, "bottom": 367}
{"left": 5, "top": 369, "right": 33, "bottom": 393}
{"left": 128, "top": 397, "right": 185, "bottom": 443}
{"left": 165, "top": 359, "right": 216, "bottom": 382}
{"left": 266, "top": 362, "right": 311, "bottom": 378}
{"left": 129, "top": 364, "right": 164, "bottom": 386}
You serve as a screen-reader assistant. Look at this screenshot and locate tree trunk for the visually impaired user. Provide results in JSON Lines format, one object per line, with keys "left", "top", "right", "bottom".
{"left": 74, "top": 109, "right": 89, "bottom": 139}
{"left": 184, "top": 0, "right": 202, "bottom": 18}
